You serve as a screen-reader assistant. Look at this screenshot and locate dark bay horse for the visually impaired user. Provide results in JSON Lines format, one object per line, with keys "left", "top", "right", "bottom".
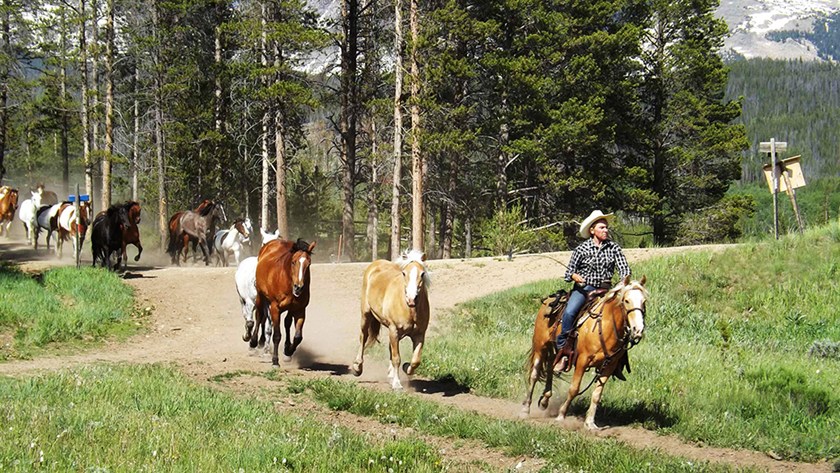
{"left": 119, "top": 201, "right": 143, "bottom": 270}
{"left": 521, "top": 276, "right": 648, "bottom": 429}
{"left": 254, "top": 238, "right": 316, "bottom": 366}
{"left": 351, "top": 250, "right": 431, "bottom": 390}
{"left": 91, "top": 204, "right": 132, "bottom": 270}
{"left": 167, "top": 199, "right": 212, "bottom": 264}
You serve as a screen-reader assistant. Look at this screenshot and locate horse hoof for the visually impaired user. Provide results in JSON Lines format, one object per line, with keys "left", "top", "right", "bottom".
{"left": 538, "top": 396, "right": 551, "bottom": 410}
{"left": 350, "top": 363, "right": 363, "bottom": 376}
{"left": 401, "top": 362, "right": 414, "bottom": 375}
{"left": 585, "top": 422, "right": 604, "bottom": 431}
{"left": 272, "top": 357, "right": 279, "bottom": 366}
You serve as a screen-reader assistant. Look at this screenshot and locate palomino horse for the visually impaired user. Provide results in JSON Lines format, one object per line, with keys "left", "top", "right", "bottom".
{"left": 0, "top": 186, "right": 19, "bottom": 237}
{"left": 55, "top": 201, "right": 91, "bottom": 258}
{"left": 254, "top": 238, "right": 316, "bottom": 365}
{"left": 213, "top": 217, "right": 252, "bottom": 267}
{"left": 171, "top": 201, "right": 226, "bottom": 266}
{"left": 351, "top": 250, "right": 431, "bottom": 390}
{"left": 119, "top": 201, "right": 143, "bottom": 270}
{"left": 17, "top": 190, "right": 42, "bottom": 245}
{"left": 520, "top": 276, "right": 648, "bottom": 429}
{"left": 167, "top": 199, "right": 212, "bottom": 264}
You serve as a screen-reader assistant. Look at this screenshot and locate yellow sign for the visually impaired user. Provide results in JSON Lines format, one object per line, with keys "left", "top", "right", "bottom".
{"left": 763, "top": 155, "right": 806, "bottom": 193}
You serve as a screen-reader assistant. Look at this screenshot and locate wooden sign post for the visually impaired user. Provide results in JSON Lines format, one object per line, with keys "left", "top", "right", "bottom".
{"left": 760, "top": 139, "right": 806, "bottom": 237}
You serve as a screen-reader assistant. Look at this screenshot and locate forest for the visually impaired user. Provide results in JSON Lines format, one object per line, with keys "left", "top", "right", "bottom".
{"left": 1, "top": 0, "right": 824, "bottom": 262}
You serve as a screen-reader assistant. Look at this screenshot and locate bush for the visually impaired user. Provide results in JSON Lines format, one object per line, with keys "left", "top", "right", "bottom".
{"left": 675, "top": 194, "right": 756, "bottom": 244}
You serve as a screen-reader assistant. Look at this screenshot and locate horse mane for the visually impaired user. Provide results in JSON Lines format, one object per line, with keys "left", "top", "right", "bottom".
{"left": 396, "top": 249, "right": 431, "bottom": 288}
{"left": 293, "top": 238, "right": 313, "bottom": 254}
{"left": 199, "top": 202, "right": 216, "bottom": 216}
{"left": 605, "top": 279, "right": 649, "bottom": 302}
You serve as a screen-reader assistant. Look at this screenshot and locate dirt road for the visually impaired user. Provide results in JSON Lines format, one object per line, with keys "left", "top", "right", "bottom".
{"left": 0, "top": 237, "right": 828, "bottom": 472}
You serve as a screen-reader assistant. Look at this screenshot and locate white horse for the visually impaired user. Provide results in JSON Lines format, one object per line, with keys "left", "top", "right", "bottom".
{"left": 17, "top": 190, "right": 42, "bottom": 246}
{"left": 213, "top": 217, "right": 252, "bottom": 267}
{"left": 234, "top": 227, "right": 280, "bottom": 351}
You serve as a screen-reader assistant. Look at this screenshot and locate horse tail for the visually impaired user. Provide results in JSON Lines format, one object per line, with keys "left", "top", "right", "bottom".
{"left": 524, "top": 345, "right": 552, "bottom": 384}
{"left": 364, "top": 317, "right": 381, "bottom": 348}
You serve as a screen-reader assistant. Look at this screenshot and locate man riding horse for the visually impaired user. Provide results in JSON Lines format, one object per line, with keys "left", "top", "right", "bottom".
{"left": 553, "top": 210, "right": 631, "bottom": 374}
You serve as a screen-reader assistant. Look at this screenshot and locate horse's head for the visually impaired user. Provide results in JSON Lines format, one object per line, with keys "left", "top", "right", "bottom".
{"left": 290, "top": 238, "right": 316, "bottom": 297}
{"left": 397, "top": 250, "right": 430, "bottom": 308}
{"left": 617, "top": 275, "right": 648, "bottom": 344}
{"left": 126, "top": 202, "right": 141, "bottom": 225}
{"left": 233, "top": 218, "right": 251, "bottom": 241}
{"left": 29, "top": 190, "right": 42, "bottom": 209}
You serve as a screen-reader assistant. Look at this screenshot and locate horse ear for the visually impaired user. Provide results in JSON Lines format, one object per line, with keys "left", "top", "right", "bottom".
{"left": 622, "top": 275, "right": 630, "bottom": 286}
{"left": 640, "top": 275, "right": 647, "bottom": 286}
{"left": 421, "top": 252, "right": 427, "bottom": 262}
{"left": 308, "top": 241, "right": 317, "bottom": 252}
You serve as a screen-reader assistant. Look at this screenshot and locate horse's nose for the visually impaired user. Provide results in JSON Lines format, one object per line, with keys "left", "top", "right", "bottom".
{"left": 406, "top": 297, "right": 416, "bottom": 308}
{"left": 293, "top": 285, "right": 302, "bottom": 297}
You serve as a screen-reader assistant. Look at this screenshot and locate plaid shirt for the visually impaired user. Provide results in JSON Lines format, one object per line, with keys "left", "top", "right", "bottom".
{"left": 564, "top": 238, "right": 631, "bottom": 287}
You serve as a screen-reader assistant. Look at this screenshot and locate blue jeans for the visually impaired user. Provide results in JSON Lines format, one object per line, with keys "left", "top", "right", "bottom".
{"left": 556, "top": 284, "right": 595, "bottom": 349}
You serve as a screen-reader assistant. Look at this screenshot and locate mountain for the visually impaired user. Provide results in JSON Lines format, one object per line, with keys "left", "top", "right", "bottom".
{"left": 716, "top": 0, "right": 840, "bottom": 60}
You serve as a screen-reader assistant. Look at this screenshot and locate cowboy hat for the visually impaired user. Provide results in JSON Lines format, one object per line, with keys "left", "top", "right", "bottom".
{"left": 578, "top": 210, "right": 614, "bottom": 239}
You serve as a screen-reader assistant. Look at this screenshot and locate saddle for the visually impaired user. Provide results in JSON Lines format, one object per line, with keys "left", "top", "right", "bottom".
{"left": 551, "top": 288, "right": 611, "bottom": 375}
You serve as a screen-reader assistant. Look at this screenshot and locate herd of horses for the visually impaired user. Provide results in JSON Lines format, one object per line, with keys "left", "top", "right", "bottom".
{"left": 1, "top": 184, "right": 650, "bottom": 429}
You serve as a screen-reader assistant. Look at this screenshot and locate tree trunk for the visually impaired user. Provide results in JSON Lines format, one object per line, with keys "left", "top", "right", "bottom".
{"left": 464, "top": 218, "right": 471, "bottom": 259}
{"left": 389, "top": 0, "right": 403, "bottom": 260}
{"left": 0, "top": 1, "right": 9, "bottom": 185}
{"left": 101, "top": 0, "right": 114, "bottom": 209}
{"left": 131, "top": 64, "right": 139, "bottom": 201}
{"left": 79, "top": 0, "right": 93, "bottom": 196}
{"left": 340, "top": 0, "right": 358, "bottom": 261}
{"left": 152, "top": 2, "right": 167, "bottom": 249}
{"left": 274, "top": 43, "right": 288, "bottom": 238}
{"left": 60, "top": 9, "right": 70, "bottom": 196}
{"left": 441, "top": 163, "right": 455, "bottom": 259}
{"left": 409, "top": 0, "right": 422, "bottom": 252}
{"left": 496, "top": 95, "right": 509, "bottom": 209}
{"left": 91, "top": 0, "right": 100, "bottom": 199}
{"left": 259, "top": 2, "right": 270, "bottom": 233}
{"left": 367, "top": 119, "right": 378, "bottom": 260}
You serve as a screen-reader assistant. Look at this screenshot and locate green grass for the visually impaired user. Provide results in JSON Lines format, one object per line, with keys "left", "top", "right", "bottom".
{"left": 291, "top": 377, "right": 746, "bottom": 472}
{"left": 419, "top": 223, "right": 840, "bottom": 461}
{"left": 0, "top": 364, "right": 444, "bottom": 472}
{"left": 0, "top": 263, "right": 140, "bottom": 360}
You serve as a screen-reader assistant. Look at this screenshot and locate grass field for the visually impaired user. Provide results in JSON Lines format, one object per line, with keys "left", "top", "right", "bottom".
{"left": 418, "top": 223, "right": 840, "bottom": 461}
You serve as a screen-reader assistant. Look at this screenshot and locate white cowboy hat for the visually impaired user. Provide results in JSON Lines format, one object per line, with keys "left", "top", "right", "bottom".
{"left": 578, "top": 210, "right": 614, "bottom": 238}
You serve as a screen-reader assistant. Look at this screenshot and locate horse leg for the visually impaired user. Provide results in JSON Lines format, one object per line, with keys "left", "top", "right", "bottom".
{"left": 351, "top": 312, "right": 373, "bottom": 376}
{"left": 521, "top": 350, "right": 542, "bottom": 418}
{"left": 132, "top": 241, "right": 143, "bottom": 262}
{"left": 539, "top": 351, "right": 555, "bottom": 411}
{"left": 199, "top": 238, "right": 210, "bottom": 266}
{"left": 584, "top": 374, "right": 611, "bottom": 430}
{"left": 402, "top": 333, "right": 425, "bottom": 376}
{"left": 556, "top": 361, "right": 588, "bottom": 422}
{"left": 241, "top": 296, "right": 255, "bottom": 342}
{"left": 250, "top": 295, "right": 265, "bottom": 349}
{"left": 387, "top": 328, "right": 403, "bottom": 390}
{"left": 270, "top": 303, "right": 282, "bottom": 366}
{"left": 283, "top": 310, "right": 305, "bottom": 360}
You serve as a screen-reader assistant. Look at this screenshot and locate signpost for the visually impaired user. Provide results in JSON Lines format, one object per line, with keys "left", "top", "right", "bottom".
{"left": 760, "top": 139, "right": 806, "bottom": 237}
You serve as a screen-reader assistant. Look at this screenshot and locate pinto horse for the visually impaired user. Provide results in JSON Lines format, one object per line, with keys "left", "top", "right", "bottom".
{"left": 520, "top": 276, "right": 648, "bottom": 429}
{"left": 253, "top": 238, "right": 316, "bottom": 366}
{"left": 48, "top": 201, "right": 91, "bottom": 258}
{"left": 213, "top": 217, "right": 252, "bottom": 267}
{"left": 0, "top": 186, "right": 19, "bottom": 237}
{"left": 167, "top": 199, "right": 212, "bottom": 264}
{"left": 351, "top": 250, "right": 431, "bottom": 390}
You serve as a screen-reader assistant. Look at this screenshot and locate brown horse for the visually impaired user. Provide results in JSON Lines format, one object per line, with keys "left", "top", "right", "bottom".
{"left": 0, "top": 186, "right": 19, "bottom": 237}
{"left": 120, "top": 201, "right": 143, "bottom": 270}
{"left": 351, "top": 250, "right": 431, "bottom": 390}
{"left": 167, "top": 199, "right": 212, "bottom": 264}
{"left": 253, "top": 238, "right": 316, "bottom": 366}
{"left": 168, "top": 201, "right": 225, "bottom": 265}
{"left": 521, "top": 276, "right": 648, "bottom": 429}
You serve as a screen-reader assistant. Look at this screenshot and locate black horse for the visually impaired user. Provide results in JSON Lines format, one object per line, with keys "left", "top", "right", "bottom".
{"left": 91, "top": 204, "right": 133, "bottom": 271}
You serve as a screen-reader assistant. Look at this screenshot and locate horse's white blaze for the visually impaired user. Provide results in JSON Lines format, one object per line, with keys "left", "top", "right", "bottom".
{"left": 298, "top": 256, "right": 306, "bottom": 283}
{"left": 406, "top": 266, "right": 419, "bottom": 301}
{"left": 626, "top": 288, "right": 645, "bottom": 337}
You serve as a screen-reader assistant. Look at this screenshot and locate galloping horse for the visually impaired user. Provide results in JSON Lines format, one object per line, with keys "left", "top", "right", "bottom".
{"left": 91, "top": 204, "right": 132, "bottom": 270}
{"left": 170, "top": 201, "right": 226, "bottom": 266}
{"left": 254, "top": 238, "right": 316, "bottom": 365}
{"left": 351, "top": 250, "right": 431, "bottom": 390}
{"left": 213, "top": 217, "right": 252, "bottom": 267}
{"left": 520, "top": 276, "right": 648, "bottom": 429}
{"left": 17, "top": 190, "right": 42, "bottom": 245}
{"left": 167, "top": 199, "right": 212, "bottom": 264}
{"left": 54, "top": 201, "right": 91, "bottom": 258}
{"left": 0, "top": 186, "right": 19, "bottom": 237}
{"left": 234, "top": 229, "right": 280, "bottom": 347}
{"left": 119, "top": 201, "right": 143, "bottom": 270}
{"left": 36, "top": 184, "right": 58, "bottom": 206}
{"left": 34, "top": 203, "right": 62, "bottom": 250}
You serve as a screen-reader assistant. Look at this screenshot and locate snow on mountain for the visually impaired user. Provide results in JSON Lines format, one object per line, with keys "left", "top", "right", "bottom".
{"left": 716, "top": 0, "right": 840, "bottom": 60}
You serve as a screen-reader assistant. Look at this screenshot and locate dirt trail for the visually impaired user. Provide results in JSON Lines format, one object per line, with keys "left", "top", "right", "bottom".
{"left": 0, "top": 237, "right": 830, "bottom": 473}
